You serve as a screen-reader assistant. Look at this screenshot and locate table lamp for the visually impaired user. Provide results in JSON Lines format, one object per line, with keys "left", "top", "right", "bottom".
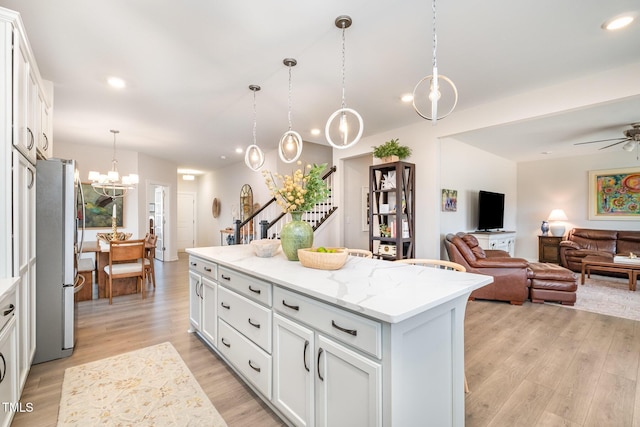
{"left": 548, "top": 209, "right": 568, "bottom": 237}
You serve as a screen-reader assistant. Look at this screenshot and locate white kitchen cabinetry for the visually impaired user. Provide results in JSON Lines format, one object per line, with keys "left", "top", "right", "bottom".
{"left": 37, "top": 83, "right": 53, "bottom": 159}
{"left": 470, "top": 231, "right": 516, "bottom": 257}
{"left": 12, "top": 151, "right": 36, "bottom": 388}
{"left": 0, "top": 279, "right": 19, "bottom": 427}
{"left": 188, "top": 257, "right": 217, "bottom": 344}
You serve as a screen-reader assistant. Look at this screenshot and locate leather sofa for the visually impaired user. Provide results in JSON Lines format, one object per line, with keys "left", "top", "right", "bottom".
{"left": 445, "top": 233, "right": 577, "bottom": 305}
{"left": 559, "top": 228, "right": 640, "bottom": 273}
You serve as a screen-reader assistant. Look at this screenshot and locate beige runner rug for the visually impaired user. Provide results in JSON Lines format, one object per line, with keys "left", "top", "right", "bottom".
{"left": 57, "top": 342, "right": 228, "bottom": 427}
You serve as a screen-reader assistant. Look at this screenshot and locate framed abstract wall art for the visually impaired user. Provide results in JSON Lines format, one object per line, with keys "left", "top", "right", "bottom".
{"left": 442, "top": 189, "right": 457, "bottom": 212}
{"left": 588, "top": 167, "right": 640, "bottom": 220}
{"left": 81, "top": 183, "right": 124, "bottom": 228}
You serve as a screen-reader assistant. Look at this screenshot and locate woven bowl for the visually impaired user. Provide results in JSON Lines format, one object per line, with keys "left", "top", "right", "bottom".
{"left": 297, "top": 247, "right": 348, "bottom": 270}
{"left": 250, "top": 239, "right": 281, "bottom": 258}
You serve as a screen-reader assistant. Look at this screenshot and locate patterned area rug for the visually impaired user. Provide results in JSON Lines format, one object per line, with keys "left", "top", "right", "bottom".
{"left": 57, "top": 342, "right": 228, "bottom": 427}
{"left": 568, "top": 275, "right": 640, "bottom": 321}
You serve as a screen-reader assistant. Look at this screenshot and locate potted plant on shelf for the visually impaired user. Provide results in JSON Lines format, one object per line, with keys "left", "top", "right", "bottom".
{"left": 372, "top": 138, "right": 412, "bottom": 163}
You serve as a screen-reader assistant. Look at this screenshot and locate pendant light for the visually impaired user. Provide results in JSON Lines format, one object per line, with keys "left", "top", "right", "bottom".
{"left": 278, "top": 58, "right": 303, "bottom": 163}
{"left": 245, "top": 84, "right": 265, "bottom": 171}
{"left": 325, "top": 15, "right": 363, "bottom": 150}
{"left": 412, "top": 0, "right": 458, "bottom": 124}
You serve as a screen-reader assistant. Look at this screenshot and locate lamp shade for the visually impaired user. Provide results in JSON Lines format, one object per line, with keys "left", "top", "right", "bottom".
{"left": 548, "top": 209, "right": 568, "bottom": 221}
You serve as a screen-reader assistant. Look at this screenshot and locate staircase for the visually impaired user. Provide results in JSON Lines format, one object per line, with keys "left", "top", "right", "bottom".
{"left": 232, "top": 165, "right": 337, "bottom": 244}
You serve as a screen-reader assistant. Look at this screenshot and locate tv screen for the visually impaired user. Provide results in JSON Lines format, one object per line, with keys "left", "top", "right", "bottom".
{"left": 478, "top": 191, "right": 505, "bottom": 231}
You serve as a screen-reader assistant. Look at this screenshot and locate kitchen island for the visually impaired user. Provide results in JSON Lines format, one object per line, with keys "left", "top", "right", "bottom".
{"left": 186, "top": 245, "right": 492, "bottom": 427}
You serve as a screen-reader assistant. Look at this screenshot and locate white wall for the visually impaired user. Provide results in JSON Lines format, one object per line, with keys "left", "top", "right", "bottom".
{"left": 517, "top": 150, "right": 640, "bottom": 261}
{"left": 342, "top": 154, "right": 372, "bottom": 250}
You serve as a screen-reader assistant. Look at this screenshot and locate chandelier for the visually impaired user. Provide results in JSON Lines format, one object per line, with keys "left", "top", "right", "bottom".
{"left": 87, "top": 130, "right": 139, "bottom": 198}
{"left": 412, "top": 0, "right": 458, "bottom": 124}
{"left": 325, "top": 15, "right": 363, "bottom": 150}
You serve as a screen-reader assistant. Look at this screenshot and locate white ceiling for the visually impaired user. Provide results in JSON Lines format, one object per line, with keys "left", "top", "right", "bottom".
{"left": 1, "top": 0, "right": 639, "bottom": 170}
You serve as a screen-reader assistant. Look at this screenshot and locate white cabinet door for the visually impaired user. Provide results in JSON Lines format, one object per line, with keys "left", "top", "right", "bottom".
{"left": 37, "top": 90, "right": 52, "bottom": 159}
{"left": 188, "top": 271, "right": 201, "bottom": 331}
{"left": 12, "top": 34, "right": 33, "bottom": 161}
{"left": 201, "top": 277, "right": 217, "bottom": 345}
{"left": 273, "top": 313, "right": 315, "bottom": 427}
{"left": 316, "top": 335, "right": 382, "bottom": 427}
{"left": 0, "top": 317, "right": 17, "bottom": 427}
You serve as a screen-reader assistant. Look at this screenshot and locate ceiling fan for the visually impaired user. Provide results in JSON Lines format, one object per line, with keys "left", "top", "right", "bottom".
{"left": 574, "top": 123, "right": 640, "bottom": 151}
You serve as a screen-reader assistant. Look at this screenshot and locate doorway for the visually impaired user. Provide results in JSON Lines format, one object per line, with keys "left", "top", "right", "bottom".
{"left": 177, "top": 192, "right": 196, "bottom": 251}
{"left": 149, "top": 184, "right": 170, "bottom": 262}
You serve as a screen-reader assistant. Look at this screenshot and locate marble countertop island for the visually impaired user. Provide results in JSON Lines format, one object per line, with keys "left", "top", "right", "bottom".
{"left": 186, "top": 245, "right": 492, "bottom": 324}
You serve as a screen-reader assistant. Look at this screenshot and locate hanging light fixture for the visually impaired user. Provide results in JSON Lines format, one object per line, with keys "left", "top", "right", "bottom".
{"left": 412, "top": 0, "right": 458, "bottom": 124}
{"left": 325, "top": 15, "right": 363, "bottom": 150}
{"left": 87, "top": 130, "right": 139, "bottom": 198}
{"left": 278, "top": 58, "right": 303, "bottom": 163}
{"left": 245, "top": 84, "right": 265, "bottom": 171}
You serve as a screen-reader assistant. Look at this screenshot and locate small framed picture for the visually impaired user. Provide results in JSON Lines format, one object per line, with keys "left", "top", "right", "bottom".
{"left": 380, "top": 204, "right": 390, "bottom": 214}
{"left": 442, "top": 189, "right": 457, "bottom": 212}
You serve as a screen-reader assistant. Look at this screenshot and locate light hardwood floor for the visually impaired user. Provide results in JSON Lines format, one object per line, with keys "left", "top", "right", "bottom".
{"left": 12, "top": 254, "right": 640, "bottom": 426}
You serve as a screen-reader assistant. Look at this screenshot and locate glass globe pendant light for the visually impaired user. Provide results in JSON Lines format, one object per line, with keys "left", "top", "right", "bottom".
{"left": 245, "top": 84, "right": 265, "bottom": 171}
{"left": 278, "top": 58, "right": 303, "bottom": 163}
{"left": 412, "top": 0, "right": 458, "bottom": 124}
{"left": 325, "top": 15, "right": 363, "bottom": 150}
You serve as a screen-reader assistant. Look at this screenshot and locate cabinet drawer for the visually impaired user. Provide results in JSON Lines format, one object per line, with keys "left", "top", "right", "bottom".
{"left": 218, "top": 286, "right": 272, "bottom": 353}
{"left": 0, "top": 288, "right": 17, "bottom": 333}
{"left": 218, "top": 266, "right": 272, "bottom": 306}
{"left": 188, "top": 256, "right": 217, "bottom": 280}
{"left": 218, "top": 319, "right": 272, "bottom": 399}
{"left": 274, "top": 287, "right": 382, "bottom": 359}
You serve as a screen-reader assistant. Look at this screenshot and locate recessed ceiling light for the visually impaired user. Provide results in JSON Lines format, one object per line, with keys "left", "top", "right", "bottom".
{"left": 541, "top": 151, "right": 552, "bottom": 155}
{"left": 602, "top": 14, "right": 635, "bottom": 30}
{"left": 220, "top": 155, "right": 227, "bottom": 160}
{"left": 177, "top": 168, "right": 203, "bottom": 175}
{"left": 235, "top": 147, "right": 243, "bottom": 154}
{"left": 107, "top": 76, "right": 126, "bottom": 89}
{"left": 401, "top": 94, "right": 414, "bottom": 103}
{"left": 182, "top": 174, "right": 195, "bottom": 181}
{"left": 310, "top": 129, "right": 321, "bottom": 136}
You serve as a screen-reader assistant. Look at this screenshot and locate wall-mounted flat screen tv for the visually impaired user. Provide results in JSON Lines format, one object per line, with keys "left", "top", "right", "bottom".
{"left": 478, "top": 190, "right": 505, "bottom": 231}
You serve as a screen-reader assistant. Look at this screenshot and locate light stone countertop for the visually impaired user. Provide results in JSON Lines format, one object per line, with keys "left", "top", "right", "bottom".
{"left": 186, "top": 245, "right": 493, "bottom": 324}
{"left": 0, "top": 277, "right": 19, "bottom": 299}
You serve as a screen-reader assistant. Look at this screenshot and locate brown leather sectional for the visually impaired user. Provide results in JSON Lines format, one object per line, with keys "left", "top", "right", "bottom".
{"left": 559, "top": 228, "right": 640, "bottom": 273}
{"left": 445, "top": 233, "right": 576, "bottom": 306}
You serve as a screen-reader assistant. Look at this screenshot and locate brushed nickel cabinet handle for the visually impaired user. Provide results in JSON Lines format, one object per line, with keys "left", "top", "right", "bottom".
{"left": 317, "top": 348, "right": 324, "bottom": 381}
{"left": 332, "top": 320, "right": 357, "bottom": 336}
{"left": 221, "top": 338, "right": 231, "bottom": 348}
{"left": 220, "top": 302, "right": 230, "bottom": 310}
{"left": 303, "top": 340, "right": 310, "bottom": 372}
{"left": 248, "top": 285, "right": 261, "bottom": 294}
{"left": 248, "top": 318, "right": 260, "bottom": 329}
{"left": 282, "top": 300, "right": 299, "bottom": 311}
{"left": 248, "top": 360, "right": 261, "bottom": 373}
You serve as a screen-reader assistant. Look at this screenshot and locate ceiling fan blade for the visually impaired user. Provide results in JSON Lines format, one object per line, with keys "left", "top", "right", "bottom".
{"left": 599, "top": 138, "right": 631, "bottom": 150}
{"left": 574, "top": 137, "right": 627, "bottom": 146}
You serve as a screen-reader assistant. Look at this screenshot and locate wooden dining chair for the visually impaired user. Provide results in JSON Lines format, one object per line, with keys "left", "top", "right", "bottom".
{"left": 394, "top": 258, "right": 470, "bottom": 393}
{"left": 144, "top": 233, "right": 158, "bottom": 288}
{"left": 104, "top": 239, "right": 146, "bottom": 304}
{"left": 347, "top": 248, "right": 373, "bottom": 258}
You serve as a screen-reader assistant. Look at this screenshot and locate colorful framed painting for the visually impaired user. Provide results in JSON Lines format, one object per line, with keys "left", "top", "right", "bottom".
{"left": 81, "top": 183, "right": 124, "bottom": 228}
{"left": 442, "top": 189, "right": 457, "bottom": 212}
{"left": 588, "top": 168, "right": 640, "bottom": 220}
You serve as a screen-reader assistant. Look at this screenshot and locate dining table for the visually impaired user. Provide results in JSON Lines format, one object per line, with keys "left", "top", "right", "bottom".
{"left": 82, "top": 239, "right": 154, "bottom": 299}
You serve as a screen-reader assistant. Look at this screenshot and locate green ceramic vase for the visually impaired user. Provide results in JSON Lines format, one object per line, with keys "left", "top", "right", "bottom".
{"left": 280, "top": 211, "right": 313, "bottom": 261}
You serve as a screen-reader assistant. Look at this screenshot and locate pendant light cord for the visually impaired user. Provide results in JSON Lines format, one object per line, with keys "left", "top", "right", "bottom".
{"left": 341, "top": 24, "right": 347, "bottom": 110}
{"left": 287, "top": 65, "right": 293, "bottom": 131}
{"left": 432, "top": 0, "right": 437, "bottom": 69}
{"left": 252, "top": 89, "right": 257, "bottom": 145}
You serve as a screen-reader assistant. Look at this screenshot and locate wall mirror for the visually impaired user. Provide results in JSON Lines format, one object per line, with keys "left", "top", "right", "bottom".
{"left": 240, "top": 184, "right": 253, "bottom": 221}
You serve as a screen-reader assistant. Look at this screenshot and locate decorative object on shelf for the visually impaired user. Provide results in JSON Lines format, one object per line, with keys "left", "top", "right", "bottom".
{"left": 382, "top": 171, "right": 397, "bottom": 189}
{"left": 278, "top": 58, "right": 303, "bottom": 163}
{"left": 548, "top": 209, "right": 568, "bottom": 237}
{"left": 377, "top": 244, "right": 397, "bottom": 257}
{"left": 298, "top": 247, "right": 348, "bottom": 270}
{"left": 212, "top": 198, "right": 220, "bottom": 218}
{"left": 442, "top": 189, "right": 457, "bottom": 212}
{"left": 412, "top": 0, "right": 458, "bottom": 124}
{"left": 250, "top": 239, "right": 281, "bottom": 258}
{"left": 588, "top": 167, "right": 640, "bottom": 220}
{"left": 245, "top": 84, "right": 265, "bottom": 171}
{"left": 280, "top": 211, "right": 314, "bottom": 261}
{"left": 372, "top": 138, "right": 412, "bottom": 163}
{"left": 325, "top": 15, "right": 363, "bottom": 150}
{"left": 540, "top": 220, "right": 550, "bottom": 236}
{"left": 379, "top": 223, "right": 391, "bottom": 237}
{"left": 96, "top": 232, "right": 132, "bottom": 244}
{"left": 262, "top": 162, "right": 329, "bottom": 260}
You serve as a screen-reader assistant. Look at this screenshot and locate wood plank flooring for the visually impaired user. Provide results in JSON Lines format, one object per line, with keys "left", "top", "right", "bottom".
{"left": 12, "top": 254, "right": 640, "bottom": 426}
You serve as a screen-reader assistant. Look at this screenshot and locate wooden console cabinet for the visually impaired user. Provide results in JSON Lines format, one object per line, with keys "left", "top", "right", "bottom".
{"left": 538, "top": 235, "right": 563, "bottom": 264}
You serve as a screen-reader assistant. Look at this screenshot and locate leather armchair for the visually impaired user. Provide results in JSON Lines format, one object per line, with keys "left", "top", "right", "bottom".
{"left": 444, "top": 233, "right": 529, "bottom": 305}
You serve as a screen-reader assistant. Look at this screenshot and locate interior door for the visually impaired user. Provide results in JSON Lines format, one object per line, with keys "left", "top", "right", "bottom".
{"left": 177, "top": 192, "right": 195, "bottom": 251}
{"left": 154, "top": 187, "right": 165, "bottom": 261}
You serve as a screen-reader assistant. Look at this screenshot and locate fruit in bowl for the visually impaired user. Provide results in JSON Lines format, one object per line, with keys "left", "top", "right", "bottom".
{"left": 297, "top": 247, "right": 348, "bottom": 270}
{"left": 250, "top": 239, "right": 281, "bottom": 258}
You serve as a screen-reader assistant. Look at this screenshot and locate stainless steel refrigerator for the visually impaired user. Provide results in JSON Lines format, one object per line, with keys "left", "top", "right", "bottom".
{"left": 34, "top": 158, "right": 85, "bottom": 364}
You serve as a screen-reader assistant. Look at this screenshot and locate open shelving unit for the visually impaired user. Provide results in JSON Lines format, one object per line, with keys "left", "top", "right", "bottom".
{"left": 369, "top": 161, "right": 415, "bottom": 260}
